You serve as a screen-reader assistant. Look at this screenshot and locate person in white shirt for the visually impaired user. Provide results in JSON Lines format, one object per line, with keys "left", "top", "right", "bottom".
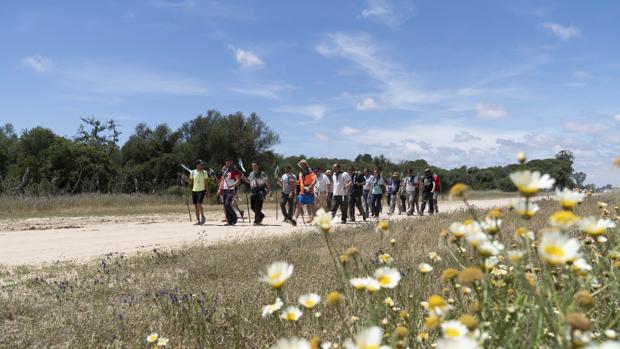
{"left": 313, "top": 168, "right": 330, "bottom": 211}
{"left": 330, "top": 163, "right": 351, "bottom": 223}
{"left": 404, "top": 169, "right": 419, "bottom": 215}
{"left": 278, "top": 165, "right": 297, "bottom": 225}
{"left": 362, "top": 168, "right": 373, "bottom": 218}
{"left": 325, "top": 169, "right": 333, "bottom": 211}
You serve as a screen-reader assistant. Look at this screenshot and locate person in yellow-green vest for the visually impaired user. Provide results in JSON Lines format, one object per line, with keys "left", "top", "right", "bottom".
{"left": 188, "top": 160, "right": 209, "bottom": 225}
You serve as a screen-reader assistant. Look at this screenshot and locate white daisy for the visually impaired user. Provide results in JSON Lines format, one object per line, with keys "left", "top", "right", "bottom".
{"left": 312, "top": 208, "right": 334, "bottom": 233}
{"left": 271, "top": 337, "right": 312, "bottom": 349}
{"left": 441, "top": 320, "right": 469, "bottom": 339}
{"left": 263, "top": 261, "right": 294, "bottom": 289}
{"left": 374, "top": 267, "right": 401, "bottom": 289}
{"left": 571, "top": 258, "right": 593, "bottom": 276}
{"left": 586, "top": 341, "right": 620, "bottom": 349}
{"left": 280, "top": 306, "right": 303, "bottom": 322}
{"left": 449, "top": 222, "right": 466, "bottom": 238}
{"left": 513, "top": 200, "right": 540, "bottom": 218}
{"left": 343, "top": 326, "right": 390, "bottom": 349}
{"left": 262, "top": 297, "right": 284, "bottom": 318}
{"left": 436, "top": 337, "right": 480, "bottom": 349}
{"left": 481, "top": 217, "right": 502, "bottom": 235}
{"left": 509, "top": 170, "right": 555, "bottom": 197}
{"left": 146, "top": 333, "right": 158, "bottom": 343}
{"left": 538, "top": 231, "right": 581, "bottom": 266}
{"left": 298, "top": 293, "right": 321, "bottom": 309}
{"left": 578, "top": 216, "right": 616, "bottom": 236}
{"left": 554, "top": 188, "right": 586, "bottom": 210}
{"left": 418, "top": 263, "right": 434, "bottom": 274}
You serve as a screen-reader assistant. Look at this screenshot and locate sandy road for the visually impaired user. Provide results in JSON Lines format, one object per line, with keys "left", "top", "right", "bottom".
{"left": 0, "top": 198, "right": 521, "bottom": 266}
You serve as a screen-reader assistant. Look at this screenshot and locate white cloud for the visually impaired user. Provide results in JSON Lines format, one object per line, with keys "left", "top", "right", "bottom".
{"left": 65, "top": 64, "right": 208, "bottom": 96}
{"left": 314, "top": 132, "right": 328, "bottom": 141}
{"left": 475, "top": 103, "right": 507, "bottom": 119}
{"left": 22, "top": 54, "right": 52, "bottom": 73}
{"left": 564, "top": 121, "right": 607, "bottom": 134}
{"left": 573, "top": 70, "right": 592, "bottom": 79}
{"left": 228, "top": 82, "right": 292, "bottom": 100}
{"left": 273, "top": 104, "right": 326, "bottom": 121}
{"left": 149, "top": 0, "right": 196, "bottom": 10}
{"left": 230, "top": 46, "right": 264, "bottom": 69}
{"left": 453, "top": 131, "right": 482, "bottom": 143}
{"left": 316, "top": 33, "right": 446, "bottom": 111}
{"left": 541, "top": 22, "right": 581, "bottom": 40}
{"left": 356, "top": 96, "right": 379, "bottom": 111}
{"left": 360, "top": 0, "right": 415, "bottom": 27}
{"left": 340, "top": 126, "right": 361, "bottom": 136}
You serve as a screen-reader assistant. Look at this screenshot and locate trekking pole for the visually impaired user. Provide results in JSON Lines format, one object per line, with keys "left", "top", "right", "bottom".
{"left": 238, "top": 159, "right": 252, "bottom": 222}
{"left": 181, "top": 176, "right": 192, "bottom": 222}
{"left": 274, "top": 165, "right": 280, "bottom": 222}
{"left": 299, "top": 204, "right": 307, "bottom": 226}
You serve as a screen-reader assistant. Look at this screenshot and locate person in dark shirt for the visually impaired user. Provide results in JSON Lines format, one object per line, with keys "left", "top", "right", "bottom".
{"left": 388, "top": 172, "right": 403, "bottom": 215}
{"left": 419, "top": 168, "right": 435, "bottom": 215}
{"left": 348, "top": 165, "right": 367, "bottom": 222}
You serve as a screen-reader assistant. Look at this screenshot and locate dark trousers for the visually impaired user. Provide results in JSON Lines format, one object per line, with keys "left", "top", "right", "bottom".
{"left": 250, "top": 192, "right": 265, "bottom": 224}
{"left": 280, "top": 192, "right": 294, "bottom": 220}
{"left": 331, "top": 195, "right": 348, "bottom": 222}
{"left": 420, "top": 192, "right": 434, "bottom": 215}
{"left": 327, "top": 193, "right": 333, "bottom": 211}
{"left": 348, "top": 194, "right": 365, "bottom": 221}
{"left": 400, "top": 194, "right": 407, "bottom": 213}
{"left": 362, "top": 190, "right": 370, "bottom": 217}
{"left": 372, "top": 194, "right": 383, "bottom": 217}
{"left": 223, "top": 190, "right": 238, "bottom": 224}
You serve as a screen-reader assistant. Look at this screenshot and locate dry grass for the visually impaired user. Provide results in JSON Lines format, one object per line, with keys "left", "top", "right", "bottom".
{"left": 0, "top": 191, "right": 513, "bottom": 220}
{"left": 0, "top": 195, "right": 617, "bottom": 348}
{"left": 0, "top": 194, "right": 198, "bottom": 219}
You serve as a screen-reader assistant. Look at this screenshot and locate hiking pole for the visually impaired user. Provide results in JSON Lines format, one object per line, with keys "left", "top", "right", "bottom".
{"left": 274, "top": 165, "right": 280, "bottom": 222}
{"left": 180, "top": 176, "right": 192, "bottom": 222}
{"left": 180, "top": 165, "right": 193, "bottom": 222}
{"left": 238, "top": 159, "right": 252, "bottom": 223}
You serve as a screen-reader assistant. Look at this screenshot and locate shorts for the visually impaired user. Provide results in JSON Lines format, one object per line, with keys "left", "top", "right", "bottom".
{"left": 298, "top": 193, "right": 315, "bottom": 205}
{"left": 192, "top": 190, "right": 206, "bottom": 204}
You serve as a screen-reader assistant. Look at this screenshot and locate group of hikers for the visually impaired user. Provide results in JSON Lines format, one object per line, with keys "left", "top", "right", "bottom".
{"left": 183, "top": 158, "right": 441, "bottom": 226}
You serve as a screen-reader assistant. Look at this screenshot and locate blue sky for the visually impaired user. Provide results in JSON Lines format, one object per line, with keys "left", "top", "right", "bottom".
{"left": 2, "top": 0, "right": 620, "bottom": 185}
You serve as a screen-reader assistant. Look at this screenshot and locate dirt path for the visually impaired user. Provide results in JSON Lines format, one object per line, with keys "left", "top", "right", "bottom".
{"left": 0, "top": 198, "right": 522, "bottom": 266}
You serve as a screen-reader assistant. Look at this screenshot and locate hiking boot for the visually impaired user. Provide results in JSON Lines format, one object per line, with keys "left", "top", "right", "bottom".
{"left": 193, "top": 221, "right": 202, "bottom": 225}
{"left": 289, "top": 219, "right": 297, "bottom": 226}
{"left": 201, "top": 216, "right": 206, "bottom": 224}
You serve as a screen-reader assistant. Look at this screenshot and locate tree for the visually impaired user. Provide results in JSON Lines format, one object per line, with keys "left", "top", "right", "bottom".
{"left": 571, "top": 172, "right": 587, "bottom": 188}
{"left": 555, "top": 150, "right": 575, "bottom": 164}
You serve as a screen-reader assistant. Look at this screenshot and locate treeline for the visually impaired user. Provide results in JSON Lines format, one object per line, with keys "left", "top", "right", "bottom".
{"left": 0, "top": 111, "right": 585, "bottom": 196}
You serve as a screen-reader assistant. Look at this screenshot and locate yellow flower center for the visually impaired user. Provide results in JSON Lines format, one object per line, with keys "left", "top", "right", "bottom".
{"left": 428, "top": 295, "right": 446, "bottom": 308}
{"left": 517, "top": 185, "right": 538, "bottom": 197}
{"left": 377, "top": 275, "right": 391, "bottom": 286}
{"left": 445, "top": 328, "right": 461, "bottom": 338}
{"left": 361, "top": 345, "right": 379, "bottom": 349}
{"left": 560, "top": 200, "right": 577, "bottom": 209}
{"left": 304, "top": 300, "right": 316, "bottom": 308}
{"left": 544, "top": 245, "right": 565, "bottom": 257}
{"left": 587, "top": 227, "right": 605, "bottom": 236}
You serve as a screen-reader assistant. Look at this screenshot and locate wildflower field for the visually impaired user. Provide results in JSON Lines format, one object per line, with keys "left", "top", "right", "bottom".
{"left": 2, "top": 166, "right": 620, "bottom": 348}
